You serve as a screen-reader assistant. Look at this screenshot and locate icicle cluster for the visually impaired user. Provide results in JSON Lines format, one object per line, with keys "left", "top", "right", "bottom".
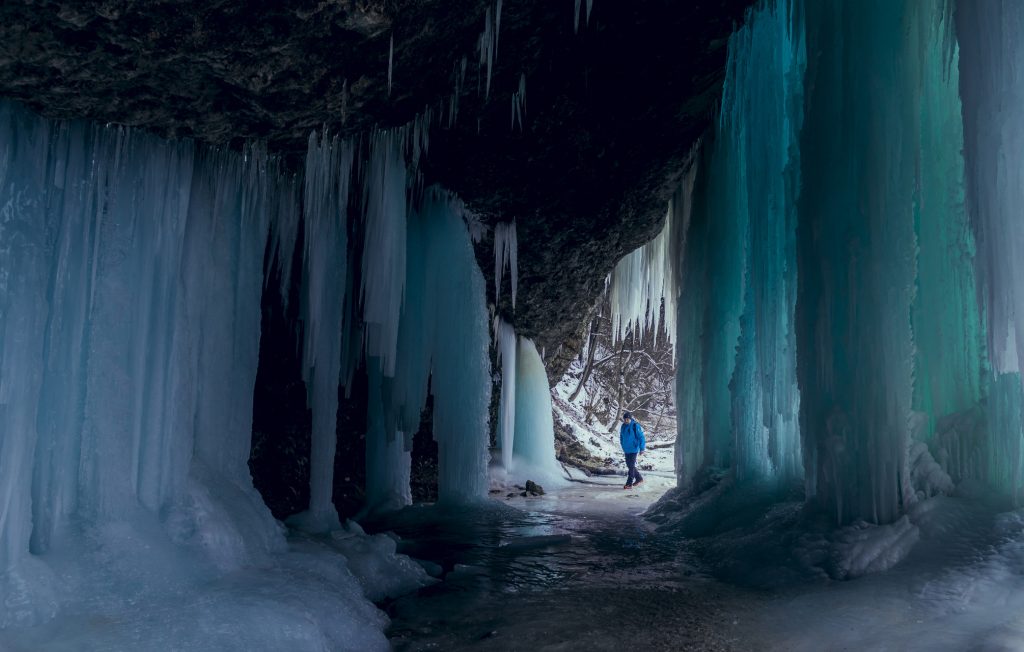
{"left": 494, "top": 221, "right": 518, "bottom": 309}
{"left": 478, "top": 0, "right": 503, "bottom": 100}
{"left": 607, "top": 204, "right": 677, "bottom": 347}
{"left": 574, "top": 0, "right": 594, "bottom": 33}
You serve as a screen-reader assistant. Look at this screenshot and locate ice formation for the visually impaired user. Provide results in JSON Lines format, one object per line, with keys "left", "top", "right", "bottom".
{"left": 407, "top": 191, "right": 493, "bottom": 502}
{"left": 388, "top": 34, "right": 395, "bottom": 96}
{"left": 478, "top": 1, "right": 503, "bottom": 100}
{"left": 661, "top": 0, "right": 998, "bottom": 526}
{"left": 957, "top": 0, "right": 1024, "bottom": 502}
{"left": 494, "top": 220, "right": 518, "bottom": 309}
{"left": 511, "top": 73, "right": 527, "bottom": 131}
{"left": 670, "top": 0, "right": 804, "bottom": 487}
{"left": 288, "top": 131, "right": 355, "bottom": 533}
{"left": 495, "top": 317, "right": 519, "bottom": 472}
{"left": 608, "top": 205, "right": 674, "bottom": 347}
{"left": 512, "top": 337, "right": 565, "bottom": 484}
{"left": 0, "top": 101, "right": 437, "bottom": 649}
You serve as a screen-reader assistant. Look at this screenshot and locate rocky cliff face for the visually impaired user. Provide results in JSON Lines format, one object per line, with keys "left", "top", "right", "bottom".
{"left": 0, "top": 0, "right": 750, "bottom": 380}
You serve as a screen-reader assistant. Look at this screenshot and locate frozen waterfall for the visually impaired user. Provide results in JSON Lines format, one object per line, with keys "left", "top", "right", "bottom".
{"left": 0, "top": 101, "right": 437, "bottom": 650}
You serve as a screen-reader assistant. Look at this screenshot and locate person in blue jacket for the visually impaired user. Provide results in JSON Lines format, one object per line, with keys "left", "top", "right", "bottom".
{"left": 619, "top": 410, "right": 646, "bottom": 489}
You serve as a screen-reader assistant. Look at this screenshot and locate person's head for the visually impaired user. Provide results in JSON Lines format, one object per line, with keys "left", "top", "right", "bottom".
{"left": 622, "top": 411, "right": 632, "bottom": 424}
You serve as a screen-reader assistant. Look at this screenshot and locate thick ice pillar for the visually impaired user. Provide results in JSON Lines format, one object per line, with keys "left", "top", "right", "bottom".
{"left": 288, "top": 133, "right": 355, "bottom": 532}
{"left": 796, "top": 0, "right": 921, "bottom": 524}
{"left": 418, "top": 192, "right": 492, "bottom": 503}
{"left": 494, "top": 318, "right": 518, "bottom": 472}
{"left": 512, "top": 337, "right": 563, "bottom": 483}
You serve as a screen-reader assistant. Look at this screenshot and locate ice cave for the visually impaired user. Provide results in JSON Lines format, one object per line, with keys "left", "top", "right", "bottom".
{"left": 3, "top": 0, "right": 1024, "bottom": 650}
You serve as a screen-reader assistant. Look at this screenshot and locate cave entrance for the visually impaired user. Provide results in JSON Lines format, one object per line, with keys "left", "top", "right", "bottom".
{"left": 547, "top": 294, "right": 677, "bottom": 501}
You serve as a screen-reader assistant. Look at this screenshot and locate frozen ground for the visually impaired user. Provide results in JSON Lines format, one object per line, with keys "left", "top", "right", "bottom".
{"left": 378, "top": 475, "right": 755, "bottom": 651}
{"left": 378, "top": 479, "right": 1024, "bottom": 652}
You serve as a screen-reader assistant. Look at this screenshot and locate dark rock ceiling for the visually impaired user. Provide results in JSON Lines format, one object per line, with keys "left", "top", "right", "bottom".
{"left": 0, "top": 0, "right": 752, "bottom": 380}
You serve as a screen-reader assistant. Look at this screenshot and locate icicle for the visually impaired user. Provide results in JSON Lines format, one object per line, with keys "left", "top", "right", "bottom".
{"left": 478, "top": 7, "right": 495, "bottom": 100}
{"left": 288, "top": 130, "right": 355, "bottom": 533}
{"left": 574, "top": 0, "right": 582, "bottom": 33}
{"left": 511, "top": 74, "right": 527, "bottom": 131}
{"left": 387, "top": 34, "right": 394, "bottom": 96}
{"left": 494, "top": 221, "right": 518, "bottom": 309}
{"left": 361, "top": 128, "right": 409, "bottom": 377}
{"left": 608, "top": 203, "right": 675, "bottom": 347}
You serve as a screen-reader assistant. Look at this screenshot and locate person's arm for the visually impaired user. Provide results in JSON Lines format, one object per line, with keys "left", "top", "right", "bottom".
{"left": 638, "top": 423, "right": 646, "bottom": 452}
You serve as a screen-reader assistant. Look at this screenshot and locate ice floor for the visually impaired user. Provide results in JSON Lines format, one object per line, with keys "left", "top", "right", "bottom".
{"left": 376, "top": 478, "right": 1024, "bottom": 652}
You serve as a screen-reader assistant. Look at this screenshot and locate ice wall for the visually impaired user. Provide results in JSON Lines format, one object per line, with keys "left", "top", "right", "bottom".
{"left": 911, "top": 11, "right": 985, "bottom": 433}
{"left": 671, "top": 0, "right": 804, "bottom": 487}
{"left": 796, "top": 0, "right": 974, "bottom": 524}
{"left": 0, "top": 101, "right": 287, "bottom": 625}
{"left": 957, "top": 0, "right": 1024, "bottom": 501}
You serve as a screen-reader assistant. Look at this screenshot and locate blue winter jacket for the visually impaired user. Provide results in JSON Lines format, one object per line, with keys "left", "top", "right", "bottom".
{"left": 619, "top": 420, "right": 646, "bottom": 454}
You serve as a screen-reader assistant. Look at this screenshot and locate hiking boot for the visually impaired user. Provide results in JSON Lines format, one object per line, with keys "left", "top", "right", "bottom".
{"left": 633, "top": 479, "right": 645, "bottom": 488}
{"left": 623, "top": 483, "right": 633, "bottom": 490}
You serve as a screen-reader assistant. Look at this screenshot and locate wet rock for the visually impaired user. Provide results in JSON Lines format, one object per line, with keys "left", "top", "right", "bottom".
{"left": 525, "top": 480, "right": 544, "bottom": 496}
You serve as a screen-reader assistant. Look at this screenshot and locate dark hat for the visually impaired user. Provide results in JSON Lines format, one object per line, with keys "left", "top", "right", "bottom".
{"left": 622, "top": 411, "right": 632, "bottom": 419}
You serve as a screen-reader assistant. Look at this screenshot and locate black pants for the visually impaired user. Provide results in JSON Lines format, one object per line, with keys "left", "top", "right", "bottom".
{"left": 625, "top": 453, "right": 643, "bottom": 485}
